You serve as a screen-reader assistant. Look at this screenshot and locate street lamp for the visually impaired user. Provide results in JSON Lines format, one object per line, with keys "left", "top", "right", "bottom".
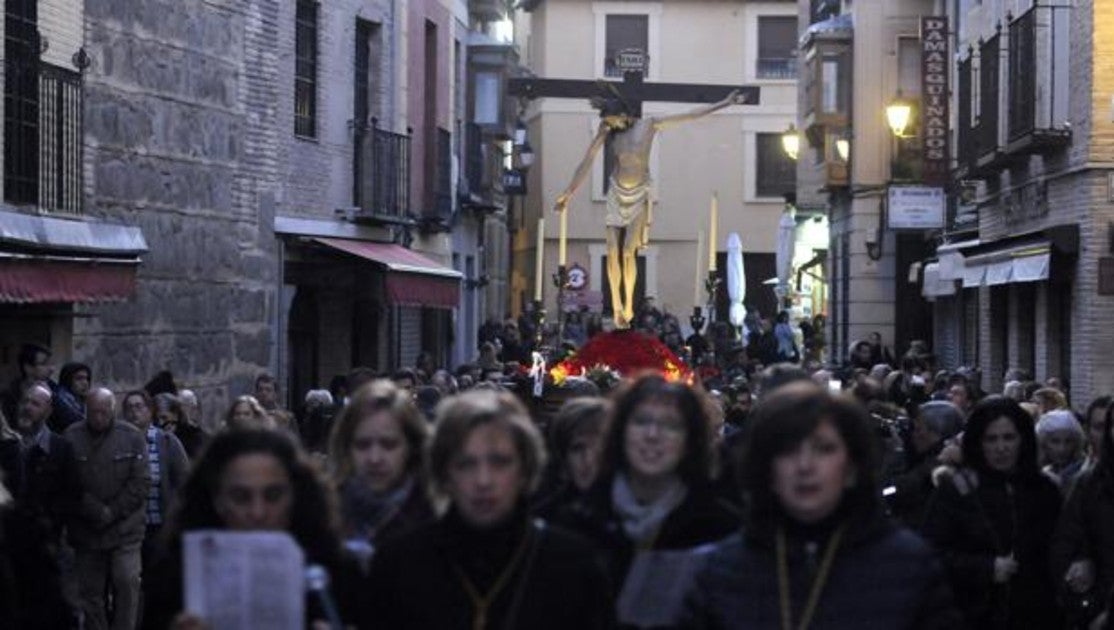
{"left": 885, "top": 91, "right": 914, "bottom": 138}
{"left": 781, "top": 123, "right": 800, "bottom": 161}
{"left": 518, "top": 139, "right": 535, "bottom": 170}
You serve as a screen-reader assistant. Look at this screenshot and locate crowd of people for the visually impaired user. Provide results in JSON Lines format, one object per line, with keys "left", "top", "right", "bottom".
{"left": 0, "top": 329, "right": 1112, "bottom": 630}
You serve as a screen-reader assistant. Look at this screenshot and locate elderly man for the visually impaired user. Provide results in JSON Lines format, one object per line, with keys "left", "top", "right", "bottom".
{"left": 66, "top": 388, "right": 149, "bottom": 630}
{"left": 12, "top": 383, "right": 80, "bottom": 543}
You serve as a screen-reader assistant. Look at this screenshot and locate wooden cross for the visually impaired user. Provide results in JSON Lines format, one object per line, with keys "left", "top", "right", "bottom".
{"left": 508, "top": 70, "right": 760, "bottom": 118}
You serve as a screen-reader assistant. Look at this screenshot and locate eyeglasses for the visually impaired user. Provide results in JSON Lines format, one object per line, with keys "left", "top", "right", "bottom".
{"left": 630, "top": 413, "right": 686, "bottom": 436}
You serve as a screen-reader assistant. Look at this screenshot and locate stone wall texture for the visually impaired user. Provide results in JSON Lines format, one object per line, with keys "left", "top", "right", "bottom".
{"left": 73, "top": 0, "right": 284, "bottom": 424}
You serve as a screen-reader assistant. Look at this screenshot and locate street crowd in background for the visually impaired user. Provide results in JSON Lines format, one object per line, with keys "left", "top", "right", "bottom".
{"left": 1, "top": 303, "right": 1113, "bottom": 629}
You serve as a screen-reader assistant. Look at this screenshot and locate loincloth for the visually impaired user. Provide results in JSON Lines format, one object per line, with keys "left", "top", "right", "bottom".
{"left": 605, "top": 178, "right": 653, "bottom": 233}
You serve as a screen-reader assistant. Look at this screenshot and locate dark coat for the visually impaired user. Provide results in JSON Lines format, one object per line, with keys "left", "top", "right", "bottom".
{"left": 366, "top": 509, "right": 615, "bottom": 630}
{"left": 548, "top": 479, "right": 740, "bottom": 592}
{"left": 1050, "top": 467, "right": 1114, "bottom": 624}
{"left": 0, "top": 504, "right": 76, "bottom": 629}
{"left": 338, "top": 476, "right": 435, "bottom": 549}
{"left": 171, "top": 423, "right": 208, "bottom": 460}
{"left": 141, "top": 540, "right": 365, "bottom": 630}
{"left": 886, "top": 442, "right": 945, "bottom": 529}
{"left": 678, "top": 517, "right": 961, "bottom": 629}
{"left": 14, "top": 430, "right": 81, "bottom": 542}
{"left": 920, "top": 469, "right": 1063, "bottom": 629}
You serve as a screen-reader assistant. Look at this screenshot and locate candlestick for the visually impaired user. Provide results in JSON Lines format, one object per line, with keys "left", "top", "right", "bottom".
{"left": 694, "top": 229, "right": 704, "bottom": 307}
{"left": 708, "top": 193, "right": 718, "bottom": 272}
{"left": 558, "top": 206, "right": 568, "bottom": 266}
{"left": 535, "top": 217, "right": 545, "bottom": 301}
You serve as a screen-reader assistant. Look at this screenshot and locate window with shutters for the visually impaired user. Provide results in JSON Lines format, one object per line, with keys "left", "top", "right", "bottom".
{"left": 294, "top": 0, "right": 318, "bottom": 138}
{"left": 604, "top": 15, "right": 648, "bottom": 78}
{"left": 757, "top": 16, "right": 798, "bottom": 79}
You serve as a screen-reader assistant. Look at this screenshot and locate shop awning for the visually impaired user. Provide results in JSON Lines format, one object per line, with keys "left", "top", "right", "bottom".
{"left": 313, "top": 237, "right": 461, "bottom": 308}
{"left": 0, "top": 255, "right": 139, "bottom": 303}
{"left": 921, "top": 262, "right": 957, "bottom": 298}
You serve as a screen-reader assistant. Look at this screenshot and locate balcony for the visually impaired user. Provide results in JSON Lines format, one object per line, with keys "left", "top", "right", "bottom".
{"left": 355, "top": 119, "right": 411, "bottom": 222}
{"left": 975, "top": 33, "right": 1008, "bottom": 173}
{"left": 4, "top": 59, "right": 83, "bottom": 215}
{"left": 757, "top": 57, "right": 797, "bottom": 80}
{"left": 1006, "top": 6, "right": 1071, "bottom": 155}
{"left": 955, "top": 56, "right": 975, "bottom": 178}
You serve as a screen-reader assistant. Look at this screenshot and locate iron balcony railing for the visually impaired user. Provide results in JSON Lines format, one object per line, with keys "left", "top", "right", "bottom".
{"left": 356, "top": 118, "right": 411, "bottom": 219}
{"left": 4, "top": 58, "right": 83, "bottom": 214}
{"left": 976, "top": 33, "right": 1000, "bottom": 161}
{"left": 757, "top": 57, "right": 798, "bottom": 80}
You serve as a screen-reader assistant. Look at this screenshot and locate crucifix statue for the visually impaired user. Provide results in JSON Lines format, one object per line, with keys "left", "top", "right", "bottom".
{"left": 510, "top": 63, "right": 759, "bottom": 328}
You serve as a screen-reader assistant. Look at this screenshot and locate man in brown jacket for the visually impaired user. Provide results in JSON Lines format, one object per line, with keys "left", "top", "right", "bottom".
{"left": 65, "top": 387, "right": 149, "bottom": 630}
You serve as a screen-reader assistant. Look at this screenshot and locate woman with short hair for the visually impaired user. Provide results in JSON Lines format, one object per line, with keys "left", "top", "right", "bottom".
{"left": 551, "top": 375, "right": 738, "bottom": 627}
{"left": 922, "top": 396, "right": 1062, "bottom": 629}
{"left": 224, "top": 395, "right": 274, "bottom": 432}
{"left": 366, "top": 389, "right": 613, "bottom": 629}
{"left": 681, "top": 382, "right": 959, "bottom": 629}
{"left": 328, "top": 380, "right": 433, "bottom": 560}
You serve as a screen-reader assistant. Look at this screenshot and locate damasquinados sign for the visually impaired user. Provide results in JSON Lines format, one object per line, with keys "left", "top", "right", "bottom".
{"left": 921, "top": 17, "right": 949, "bottom": 185}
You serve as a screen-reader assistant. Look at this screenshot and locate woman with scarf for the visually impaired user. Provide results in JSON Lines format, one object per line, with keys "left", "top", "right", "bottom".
{"left": 680, "top": 382, "right": 959, "bottom": 629}
{"left": 550, "top": 375, "right": 739, "bottom": 627}
{"left": 921, "top": 396, "right": 1062, "bottom": 629}
{"left": 328, "top": 379, "right": 434, "bottom": 567}
{"left": 1036, "top": 409, "right": 1087, "bottom": 496}
{"left": 366, "top": 389, "right": 613, "bottom": 629}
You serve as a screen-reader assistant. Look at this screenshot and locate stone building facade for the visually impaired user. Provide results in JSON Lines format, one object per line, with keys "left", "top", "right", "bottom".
{"left": 927, "top": 0, "right": 1114, "bottom": 403}
{"left": 1, "top": 0, "right": 515, "bottom": 423}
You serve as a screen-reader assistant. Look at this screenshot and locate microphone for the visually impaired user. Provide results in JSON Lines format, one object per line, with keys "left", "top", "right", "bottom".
{"left": 305, "top": 564, "right": 344, "bottom": 630}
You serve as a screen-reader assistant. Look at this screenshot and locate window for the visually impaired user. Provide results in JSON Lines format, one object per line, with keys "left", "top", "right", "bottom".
{"left": 294, "top": 0, "right": 318, "bottom": 138}
{"left": 757, "top": 16, "right": 798, "bottom": 79}
{"left": 604, "top": 15, "right": 648, "bottom": 77}
{"left": 755, "top": 133, "right": 796, "bottom": 198}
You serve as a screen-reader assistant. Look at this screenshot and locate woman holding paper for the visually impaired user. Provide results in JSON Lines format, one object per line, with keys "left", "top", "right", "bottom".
{"left": 141, "top": 430, "right": 363, "bottom": 630}
{"left": 680, "top": 383, "right": 960, "bottom": 629}
{"left": 328, "top": 380, "right": 435, "bottom": 558}
{"left": 548, "top": 375, "right": 739, "bottom": 627}
{"left": 366, "top": 389, "right": 613, "bottom": 629}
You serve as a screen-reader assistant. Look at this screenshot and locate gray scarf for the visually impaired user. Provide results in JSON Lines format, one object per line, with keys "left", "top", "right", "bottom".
{"left": 611, "top": 474, "right": 687, "bottom": 545}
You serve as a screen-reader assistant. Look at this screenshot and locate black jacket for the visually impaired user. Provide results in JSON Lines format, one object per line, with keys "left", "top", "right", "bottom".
{"left": 0, "top": 504, "right": 76, "bottom": 629}
{"left": 1050, "top": 467, "right": 1114, "bottom": 624}
{"left": 367, "top": 508, "right": 614, "bottom": 630}
{"left": 14, "top": 431, "right": 80, "bottom": 542}
{"left": 679, "top": 515, "right": 960, "bottom": 629}
{"left": 548, "top": 479, "right": 740, "bottom": 592}
{"left": 921, "top": 469, "right": 1063, "bottom": 629}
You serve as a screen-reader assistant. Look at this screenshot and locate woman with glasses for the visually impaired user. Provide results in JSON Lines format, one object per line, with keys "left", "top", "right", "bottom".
{"left": 551, "top": 374, "right": 738, "bottom": 627}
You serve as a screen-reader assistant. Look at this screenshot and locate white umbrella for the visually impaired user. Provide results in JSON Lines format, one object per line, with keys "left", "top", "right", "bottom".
{"left": 726, "top": 232, "right": 746, "bottom": 328}
{"left": 775, "top": 206, "right": 797, "bottom": 303}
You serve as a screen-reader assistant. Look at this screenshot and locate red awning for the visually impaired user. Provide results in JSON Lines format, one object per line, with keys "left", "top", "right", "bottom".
{"left": 0, "top": 257, "right": 139, "bottom": 303}
{"left": 313, "top": 238, "right": 461, "bottom": 309}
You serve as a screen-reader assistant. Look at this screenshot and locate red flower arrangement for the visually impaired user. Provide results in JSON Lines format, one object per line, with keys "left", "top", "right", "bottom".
{"left": 550, "top": 330, "right": 691, "bottom": 384}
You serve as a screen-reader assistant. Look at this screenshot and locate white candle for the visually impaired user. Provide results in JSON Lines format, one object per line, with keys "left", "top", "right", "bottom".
{"left": 558, "top": 206, "right": 568, "bottom": 266}
{"left": 694, "top": 230, "right": 705, "bottom": 306}
{"left": 535, "top": 217, "right": 545, "bottom": 301}
{"left": 708, "top": 193, "right": 718, "bottom": 272}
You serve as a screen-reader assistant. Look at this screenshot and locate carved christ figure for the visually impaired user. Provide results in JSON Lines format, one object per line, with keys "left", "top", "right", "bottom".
{"left": 554, "top": 90, "right": 744, "bottom": 328}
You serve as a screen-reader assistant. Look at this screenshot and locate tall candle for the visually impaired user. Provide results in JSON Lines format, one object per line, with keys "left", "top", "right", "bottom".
{"left": 708, "top": 193, "right": 718, "bottom": 272}
{"left": 534, "top": 217, "right": 545, "bottom": 301}
{"left": 558, "top": 206, "right": 568, "bottom": 266}
{"left": 694, "top": 230, "right": 705, "bottom": 306}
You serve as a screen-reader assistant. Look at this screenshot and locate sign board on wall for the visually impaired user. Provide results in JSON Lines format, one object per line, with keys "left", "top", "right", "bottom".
{"left": 888, "top": 186, "right": 946, "bottom": 230}
{"left": 921, "top": 17, "right": 949, "bottom": 185}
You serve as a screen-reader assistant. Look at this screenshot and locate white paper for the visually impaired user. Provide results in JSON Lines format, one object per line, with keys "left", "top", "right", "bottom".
{"left": 616, "top": 547, "right": 711, "bottom": 628}
{"left": 184, "top": 530, "right": 305, "bottom": 630}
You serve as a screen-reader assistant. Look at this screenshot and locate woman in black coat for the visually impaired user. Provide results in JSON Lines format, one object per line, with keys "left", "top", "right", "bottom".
{"left": 921, "top": 396, "right": 1063, "bottom": 629}
{"left": 1051, "top": 402, "right": 1114, "bottom": 629}
{"left": 680, "top": 382, "right": 959, "bottom": 630}
{"left": 141, "top": 430, "right": 364, "bottom": 630}
{"left": 367, "top": 389, "right": 614, "bottom": 630}
{"left": 548, "top": 376, "right": 739, "bottom": 628}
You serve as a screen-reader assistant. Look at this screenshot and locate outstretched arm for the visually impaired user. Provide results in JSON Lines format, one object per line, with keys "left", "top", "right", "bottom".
{"left": 555, "top": 122, "right": 610, "bottom": 211}
{"left": 653, "top": 89, "right": 745, "bottom": 130}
